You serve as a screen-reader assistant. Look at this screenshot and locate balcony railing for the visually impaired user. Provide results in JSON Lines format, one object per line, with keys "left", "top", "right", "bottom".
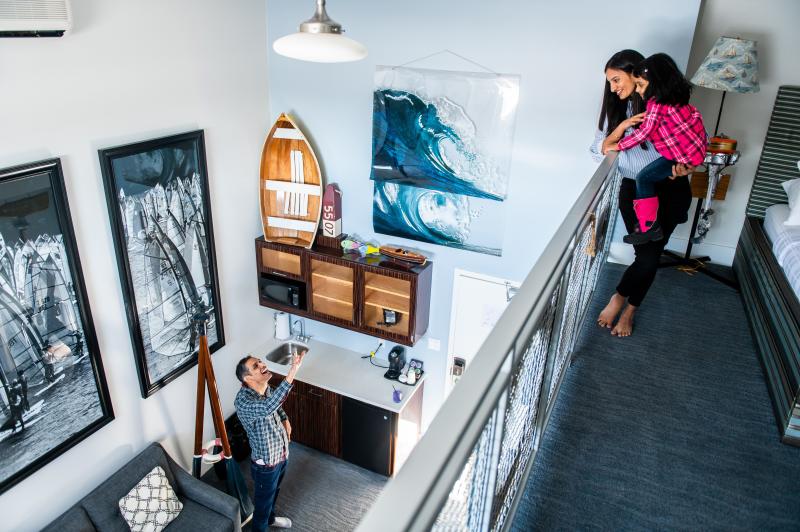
{"left": 357, "top": 153, "right": 620, "bottom": 532}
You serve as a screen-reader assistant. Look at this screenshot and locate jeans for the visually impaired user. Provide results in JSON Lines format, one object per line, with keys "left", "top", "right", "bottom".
{"left": 635, "top": 156, "right": 675, "bottom": 198}
{"left": 251, "top": 459, "right": 287, "bottom": 532}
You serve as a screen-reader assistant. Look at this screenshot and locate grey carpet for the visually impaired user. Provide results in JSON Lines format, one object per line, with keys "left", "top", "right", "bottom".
{"left": 512, "top": 262, "right": 800, "bottom": 531}
{"left": 203, "top": 442, "right": 386, "bottom": 531}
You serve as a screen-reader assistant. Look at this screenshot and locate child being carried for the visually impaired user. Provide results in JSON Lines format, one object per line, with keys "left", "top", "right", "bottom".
{"left": 607, "top": 53, "right": 707, "bottom": 245}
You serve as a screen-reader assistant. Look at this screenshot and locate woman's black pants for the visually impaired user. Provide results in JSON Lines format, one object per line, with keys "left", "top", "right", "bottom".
{"left": 615, "top": 177, "right": 688, "bottom": 307}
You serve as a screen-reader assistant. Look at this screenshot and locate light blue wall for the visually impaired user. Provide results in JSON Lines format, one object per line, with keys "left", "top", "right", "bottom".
{"left": 265, "top": 0, "right": 701, "bottom": 427}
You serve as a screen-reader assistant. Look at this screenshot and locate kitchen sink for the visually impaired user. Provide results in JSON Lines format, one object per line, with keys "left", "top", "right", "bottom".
{"left": 264, "top": 341, "right": 309, "bottom": 366}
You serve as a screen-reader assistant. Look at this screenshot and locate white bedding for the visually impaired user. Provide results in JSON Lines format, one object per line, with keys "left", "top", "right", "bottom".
{"left": 763, "top": 204, "right": 800, "bottom": 299}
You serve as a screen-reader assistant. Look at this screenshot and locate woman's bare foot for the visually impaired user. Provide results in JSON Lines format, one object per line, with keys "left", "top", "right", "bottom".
{"left": 598, "top": 293, "right": 626, "bottom": 328}
{"left": 611, "top": 304, "right": 636, "bottom": 337}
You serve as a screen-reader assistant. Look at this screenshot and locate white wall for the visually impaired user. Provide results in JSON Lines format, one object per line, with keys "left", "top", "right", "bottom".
{"left": 0, "top": 1, "right": 271, "bottom": 530}
{"left": 664, "top": 0, "right": 800, "bottom": 265}
{"left": 266, "top": 0, "right": 700, "bottom": 429}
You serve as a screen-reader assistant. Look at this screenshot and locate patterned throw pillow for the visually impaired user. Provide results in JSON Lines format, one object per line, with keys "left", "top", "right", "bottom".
{"left": 118, "top": 466, "right": 183, "bottom": 532}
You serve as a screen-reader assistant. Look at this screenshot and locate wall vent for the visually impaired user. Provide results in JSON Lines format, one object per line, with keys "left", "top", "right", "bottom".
{"left": 0, "top": 0, "right": 72, "bottom": 37}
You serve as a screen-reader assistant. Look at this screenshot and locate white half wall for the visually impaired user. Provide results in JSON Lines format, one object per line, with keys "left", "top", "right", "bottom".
{"left": 0, "top": 1, "right": 270, "bottom": 530}
{"left": 266, "top": 0, "right": 701, "bottom": 430}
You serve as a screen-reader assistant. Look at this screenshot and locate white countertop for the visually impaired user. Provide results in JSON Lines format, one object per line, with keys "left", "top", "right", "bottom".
{"left": 247, "top": 337, "right": 425, "bottom": 414}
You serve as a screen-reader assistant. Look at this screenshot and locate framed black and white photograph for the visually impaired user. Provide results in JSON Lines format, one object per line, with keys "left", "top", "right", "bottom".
{"left": 99, "top": 130, "right": 225, "bottom": 398}
{"left": 0, "top": 159, "right": 113, "bottom": 495}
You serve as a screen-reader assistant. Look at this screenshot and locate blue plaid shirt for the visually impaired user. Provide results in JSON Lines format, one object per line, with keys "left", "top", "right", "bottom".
{"left": 235, "top": 381, "right": 292, "bottom": 465}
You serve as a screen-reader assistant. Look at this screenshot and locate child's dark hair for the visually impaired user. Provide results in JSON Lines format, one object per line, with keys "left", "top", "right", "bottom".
{"left": 634, "top": 53, "right": 692, "bottom": 106}
{"left": 598, "top": 49, "right": 647, "bottom": 136}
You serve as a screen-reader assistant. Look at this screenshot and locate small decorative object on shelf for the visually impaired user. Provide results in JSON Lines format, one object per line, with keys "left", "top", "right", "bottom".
{"left": 341, "top": 234, "right": 380, "bottom": 256}
{"left": 379, "top": 246, "right": 427, "bottom": 265}
{"left": 379, "top": 308, "right": 398, "bottom": 326}
{"left": 322, "top": 183, "right": 343, "bottom": 237}
{"left": 260, "top": 113, "right": 323, "bottom": 249}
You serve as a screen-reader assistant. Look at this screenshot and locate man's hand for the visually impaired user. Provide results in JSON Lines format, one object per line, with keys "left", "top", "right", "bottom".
{"left": 282, "top": 419, "right": 291, "bottom": 441}
{"left": 285, "top": 351, "right": 305, "bottom": 384}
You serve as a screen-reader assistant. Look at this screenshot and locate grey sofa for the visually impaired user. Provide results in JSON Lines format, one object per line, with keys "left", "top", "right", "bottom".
{"left": 43, "top": 442, "right": 241, "bottom": 532}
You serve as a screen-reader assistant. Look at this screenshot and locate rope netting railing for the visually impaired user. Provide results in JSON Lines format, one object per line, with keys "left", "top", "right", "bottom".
{"left": 357, "top": 154, "right": 620, "bottom": 532}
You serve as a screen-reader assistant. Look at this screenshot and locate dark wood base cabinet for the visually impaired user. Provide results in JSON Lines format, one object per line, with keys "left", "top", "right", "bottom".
{"left": 341, "top": 397, "right": 395, "bottom": 476}
{"left": 269, "top": 375, "right": 423, "bottom": 476}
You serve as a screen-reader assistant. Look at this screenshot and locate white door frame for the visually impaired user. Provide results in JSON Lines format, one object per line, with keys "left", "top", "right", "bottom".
{"left": 445, "top": 268, "right": 520, "bottom": 396}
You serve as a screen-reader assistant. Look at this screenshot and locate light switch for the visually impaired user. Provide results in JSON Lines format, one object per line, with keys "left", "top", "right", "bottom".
{"left": 427, "top": 337, "right": 441, "bottom": 351}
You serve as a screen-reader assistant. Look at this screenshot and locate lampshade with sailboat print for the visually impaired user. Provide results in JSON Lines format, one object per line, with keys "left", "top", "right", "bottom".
{"left": 690, "top": 36, "right": 759, "bottom": 94}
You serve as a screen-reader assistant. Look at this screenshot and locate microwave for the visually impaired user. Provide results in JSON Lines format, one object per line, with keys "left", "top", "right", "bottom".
{"left": 259, "top": 273, "right": 306, "bottom": 310}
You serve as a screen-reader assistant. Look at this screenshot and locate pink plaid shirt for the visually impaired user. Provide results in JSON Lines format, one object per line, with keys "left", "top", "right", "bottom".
{"left": 617, "top": 99, "right": 707, "bottom": 166}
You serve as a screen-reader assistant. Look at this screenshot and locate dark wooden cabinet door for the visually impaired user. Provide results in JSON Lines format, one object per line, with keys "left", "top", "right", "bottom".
{"left": 299, "top": 384, "right": 341, "bottom": 457}
{"left": 341, "top": 396, "right": 396, "bottom": 476}
{"left": 268, "top": 376, "right": 304, "bottom": 443}
{"left": 268, "top": 377, "right": 340, "bottom": 455}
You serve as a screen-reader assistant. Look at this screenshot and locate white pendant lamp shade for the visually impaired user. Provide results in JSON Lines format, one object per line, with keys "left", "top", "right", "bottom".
{"left": 273, "top": 0, "right": 367, "bottom": 63}
{"left": 273, "top": 32, "right": 367, "bottom": 63}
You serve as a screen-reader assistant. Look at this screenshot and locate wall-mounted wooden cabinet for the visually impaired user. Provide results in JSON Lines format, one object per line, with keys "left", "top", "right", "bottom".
{"left": 256, "top": 237, "right": 432, "bottom": 346}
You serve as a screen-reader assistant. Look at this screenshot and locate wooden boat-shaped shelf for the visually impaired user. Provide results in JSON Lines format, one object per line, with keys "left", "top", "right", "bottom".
{"left": 260, "top": 113, "right": 323, "bottom": 248}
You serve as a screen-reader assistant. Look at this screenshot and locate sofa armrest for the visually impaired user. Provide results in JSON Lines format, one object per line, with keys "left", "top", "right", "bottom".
{"left": 171, "top": 462, "right": 242, "bottom": 532}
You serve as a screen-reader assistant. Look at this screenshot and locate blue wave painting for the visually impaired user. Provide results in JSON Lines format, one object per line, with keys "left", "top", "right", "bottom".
{"left": 371, "top": 67, "right": 519, "bottom": 256}
{"left": 373, "top": 181, "right": 502, "bottom": 256}
{"left": 372, "top": 89, "right": 502, "bottom": 201}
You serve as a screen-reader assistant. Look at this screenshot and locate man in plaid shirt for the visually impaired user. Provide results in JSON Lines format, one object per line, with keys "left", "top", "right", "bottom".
{"left": 235, "top": 352, "right": 304, "bottom": 530}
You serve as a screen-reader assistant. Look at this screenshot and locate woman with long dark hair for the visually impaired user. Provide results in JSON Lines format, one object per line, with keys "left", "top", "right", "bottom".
{"left": 590, "top": 50, "right": 693, "bottom": 336}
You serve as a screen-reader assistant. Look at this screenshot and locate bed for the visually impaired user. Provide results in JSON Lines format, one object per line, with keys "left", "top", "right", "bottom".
{"left": 733, "top": 85, "right": 800, "bottom": 446}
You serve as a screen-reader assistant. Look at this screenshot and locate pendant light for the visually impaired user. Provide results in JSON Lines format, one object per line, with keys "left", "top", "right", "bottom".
{"left": 272, "top": 0, "right": 367, "bottom": 63}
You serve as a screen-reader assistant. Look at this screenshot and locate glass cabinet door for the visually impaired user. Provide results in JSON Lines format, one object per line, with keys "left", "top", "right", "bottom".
{"left": 309, "top": 258, "right": 354, "bottom": 322}
{"left": 362, "top": 271, "right": 411, "bottom": 337}
{"left": 260, "top": 245, "right": 302, "bottom": 278}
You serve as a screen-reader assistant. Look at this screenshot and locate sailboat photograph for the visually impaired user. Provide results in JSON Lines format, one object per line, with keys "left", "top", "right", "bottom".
{"left": 0, "top": 160, "right": 112, "bottom": 496}
{"left": 99, "top": 131, "right": 225, "bottom": 398}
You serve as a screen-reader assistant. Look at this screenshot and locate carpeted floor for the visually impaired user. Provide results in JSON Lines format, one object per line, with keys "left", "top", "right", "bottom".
{"left": 203, "top": 442, "right": 386, "bottom": 531}
{"left": 512, "top": 262, "right": 800, "bottom": 530}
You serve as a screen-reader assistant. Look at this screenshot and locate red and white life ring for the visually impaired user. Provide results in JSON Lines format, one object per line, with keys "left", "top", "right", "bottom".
{"left": 201, "top": 438, "right": 223, "bottom": 464}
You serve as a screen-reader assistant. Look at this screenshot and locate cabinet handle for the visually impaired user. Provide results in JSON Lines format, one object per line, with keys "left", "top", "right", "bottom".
{"left": 309, "top": 389, "right": 323, "bottom": 398}
{"left": 383, "top": 416, "right": 388, "bottom": 420}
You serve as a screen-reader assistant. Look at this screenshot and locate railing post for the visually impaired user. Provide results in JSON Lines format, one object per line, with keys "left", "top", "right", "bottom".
{"left": 533, "top": 260, "right": 573, "bottom": 451}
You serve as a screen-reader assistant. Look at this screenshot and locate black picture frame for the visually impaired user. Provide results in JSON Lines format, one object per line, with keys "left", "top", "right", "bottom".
{"left": 0, "top": 159, "right": 113, "bottom": 496}
{"left": 99, "top": 130, "right": 225, "bottom": 398}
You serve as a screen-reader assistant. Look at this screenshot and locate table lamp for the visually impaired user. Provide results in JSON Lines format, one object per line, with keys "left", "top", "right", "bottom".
{"left": 690, "top": 36, "right": 760, "bottom": 136}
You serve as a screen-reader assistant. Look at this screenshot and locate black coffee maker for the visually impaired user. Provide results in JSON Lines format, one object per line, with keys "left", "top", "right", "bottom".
{"left": 384, "top": 346, "right": 406, "bottom": 380}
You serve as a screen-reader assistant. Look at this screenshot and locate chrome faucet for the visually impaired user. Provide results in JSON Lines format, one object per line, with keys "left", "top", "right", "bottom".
{"left": 291, "top": 319, "right": 310, "bottom": 343}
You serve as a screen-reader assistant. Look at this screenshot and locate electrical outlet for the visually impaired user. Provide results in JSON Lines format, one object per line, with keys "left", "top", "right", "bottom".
{"left": 427, "top": 337, "right": 441, "bottom": 351}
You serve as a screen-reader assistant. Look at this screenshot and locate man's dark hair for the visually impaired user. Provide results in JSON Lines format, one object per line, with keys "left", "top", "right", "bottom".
{"left": 236, "top": 356, "right": 253, "bottom": 384}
